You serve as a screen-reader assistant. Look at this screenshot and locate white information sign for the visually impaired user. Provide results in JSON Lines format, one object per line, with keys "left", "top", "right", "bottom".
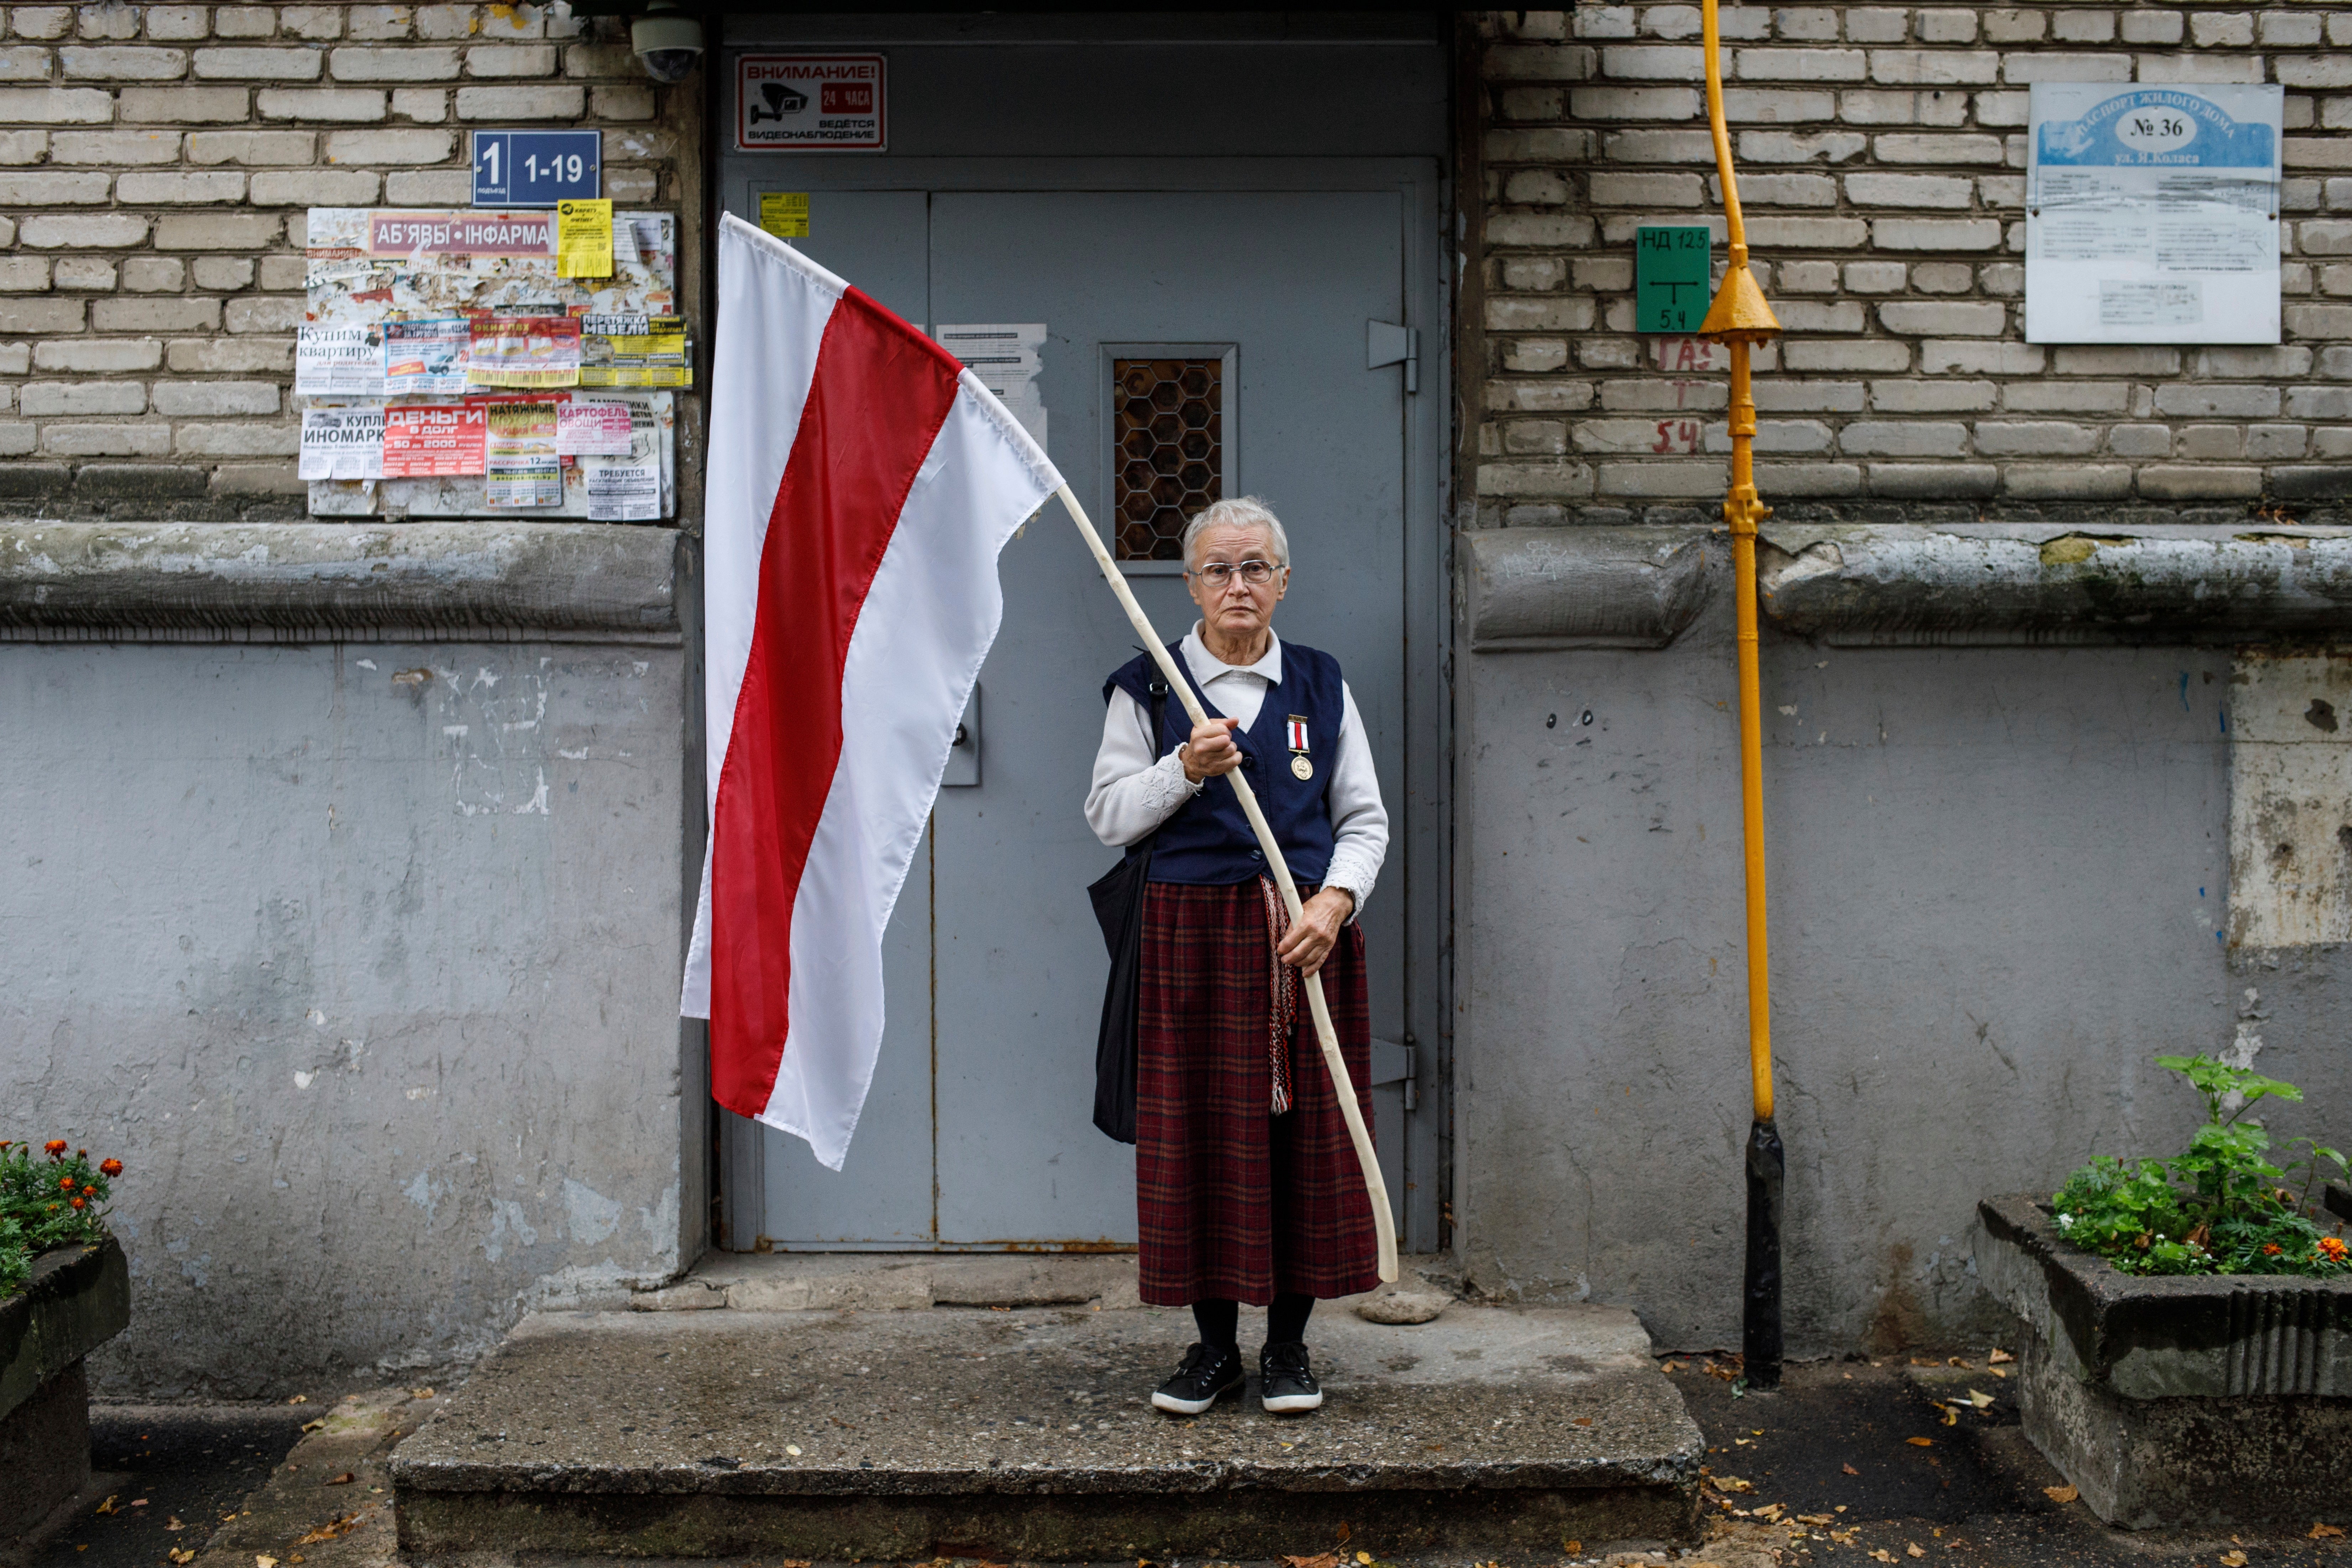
{"left": 935, "top": 323, "right": 1047, "bottom": 449}
{"left": 2026, "top": 83, "right": 2282, "bottom": 344}
{"left": 299, "top": 405, "right": 385, "bottom": 481}
{"left": 736, "top": 54, "right": 885, "bottom": 151}
{"left": 295, "top": 324, "right": 384, "bottom": 398}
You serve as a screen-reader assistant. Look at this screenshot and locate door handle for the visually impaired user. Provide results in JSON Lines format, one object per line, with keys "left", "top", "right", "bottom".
{"left": 1367, "top": 320, "right": 1418, "bottom": 394}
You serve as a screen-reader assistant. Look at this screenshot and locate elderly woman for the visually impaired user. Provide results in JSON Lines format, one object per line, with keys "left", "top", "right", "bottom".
{"left": 1086, "top": 495, "right": 1388, "bottom": 1416}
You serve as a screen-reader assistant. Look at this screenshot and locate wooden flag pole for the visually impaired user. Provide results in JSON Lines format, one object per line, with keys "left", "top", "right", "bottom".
{"left": 1056, "top": 484, "right": 1399, "bottom": 1286}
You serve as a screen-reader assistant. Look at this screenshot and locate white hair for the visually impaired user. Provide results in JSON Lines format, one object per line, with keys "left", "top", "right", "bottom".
{"left": 1181, "top": 496, "right": 1291, "bottom": 570}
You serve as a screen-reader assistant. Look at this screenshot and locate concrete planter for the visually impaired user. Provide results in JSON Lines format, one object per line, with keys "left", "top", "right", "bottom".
{"left": 1977, "top": 1194, "right": 2352, "bottom": 1530}
{"left": 0, "top": 1238, "right": 131, "bottom": 1545}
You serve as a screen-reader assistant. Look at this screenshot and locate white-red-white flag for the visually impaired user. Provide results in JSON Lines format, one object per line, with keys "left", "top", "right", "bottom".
{"left": 683, "top": 212, "right": 1061, "bottom": 1170}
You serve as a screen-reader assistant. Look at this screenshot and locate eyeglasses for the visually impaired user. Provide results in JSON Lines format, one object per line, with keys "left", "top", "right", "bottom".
{"left": 1187, "top": 559, "right": 1284, "bottom": 587}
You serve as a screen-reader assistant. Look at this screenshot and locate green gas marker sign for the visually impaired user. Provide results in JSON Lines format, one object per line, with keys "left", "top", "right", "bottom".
{"left": 1635, "top": 225, "right": 1713, "bottom": 333}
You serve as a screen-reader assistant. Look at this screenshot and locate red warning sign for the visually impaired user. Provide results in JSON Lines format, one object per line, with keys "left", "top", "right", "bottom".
{"left": 737, "top": 54, "right": 886, "bottom": 151}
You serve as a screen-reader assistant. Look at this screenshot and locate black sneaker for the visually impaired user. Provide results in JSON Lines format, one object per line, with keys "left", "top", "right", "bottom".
{"left": 1260, "top": 1340, "right": 1323, "bottom": 1413}
{"left": 1152, "top": 1342, "right": 1244, "bottom": 1414}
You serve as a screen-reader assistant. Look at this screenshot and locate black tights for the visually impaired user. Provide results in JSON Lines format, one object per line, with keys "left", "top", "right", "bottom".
{"left": 1193, "top": 1293, "right": 1314, "bottom": 1351}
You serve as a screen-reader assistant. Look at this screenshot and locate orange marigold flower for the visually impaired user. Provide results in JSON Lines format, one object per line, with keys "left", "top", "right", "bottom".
{"left": 2319, "top": 1237, "right": 2350, "bottom": 1262}
{"left": 58, "top": 1177, "right": 74, "bottom": 1192}
{"left": 69, "top": 1196, "right": 85, "bottom": 1210}
{"left": 2264, "top": 1242, "right": 2284, "bottom": 1256}
{"left": 44, "top": 1139, "right": 67, "bottom": 1157}
{"left": 100, "top": 1159, "right": 122, "bottom": 1178}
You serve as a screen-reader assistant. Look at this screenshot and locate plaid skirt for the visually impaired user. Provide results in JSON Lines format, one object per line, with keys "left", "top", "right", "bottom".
{"left": 1135, "top": 879, "right": 1380, "bottom": 1306}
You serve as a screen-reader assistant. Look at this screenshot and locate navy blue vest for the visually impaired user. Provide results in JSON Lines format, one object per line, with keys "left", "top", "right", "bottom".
{"left": 1103, "top": 638, "right": 1345, "bottom": 886}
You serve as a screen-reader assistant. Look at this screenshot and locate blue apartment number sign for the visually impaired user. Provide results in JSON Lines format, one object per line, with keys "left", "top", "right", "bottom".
{"left": 471, "top": 130, "right": 601, "bottom": 207}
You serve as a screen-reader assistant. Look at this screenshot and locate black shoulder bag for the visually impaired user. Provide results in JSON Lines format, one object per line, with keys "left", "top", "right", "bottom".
{"left": 1085, "top": 677, "right": 1170, "bottom": 1144}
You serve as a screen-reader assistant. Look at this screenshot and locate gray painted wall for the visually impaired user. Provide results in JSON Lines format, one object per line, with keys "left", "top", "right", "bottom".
{"left": 1, "top": 636, "right": 694, "bottom": 1396}
{"left": 1454, "top": 557, "right": 2352, "bottom": 1355}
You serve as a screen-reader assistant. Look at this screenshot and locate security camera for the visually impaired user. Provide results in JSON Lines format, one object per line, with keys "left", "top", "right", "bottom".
{"left": 632, "top": 3, "right": 702, "bottom": 84}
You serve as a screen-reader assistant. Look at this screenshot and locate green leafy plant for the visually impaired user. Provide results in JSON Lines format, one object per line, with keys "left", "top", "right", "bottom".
{"left": 0, "top": 1139, "right": 122, "bottom": 1299}
{"left": 2051, "top": 1056, "right": 2351, "bottom": 1278}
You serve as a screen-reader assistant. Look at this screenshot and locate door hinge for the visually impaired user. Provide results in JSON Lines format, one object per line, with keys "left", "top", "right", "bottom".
{"left": 1367, "top": 320, "right": 1418, "bottom": 395}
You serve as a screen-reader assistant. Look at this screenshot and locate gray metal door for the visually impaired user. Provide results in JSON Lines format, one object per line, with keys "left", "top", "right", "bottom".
{"left": 713, "top": 26, "right": 1449, "bottom": 1255}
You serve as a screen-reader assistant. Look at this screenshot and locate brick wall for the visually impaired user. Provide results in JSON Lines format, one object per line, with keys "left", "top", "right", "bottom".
{"left": 0, "top": 1, "right": 701, "bottom": 519}
{"left": 1463, "top": 3, "right": 2352, "bottom": 525}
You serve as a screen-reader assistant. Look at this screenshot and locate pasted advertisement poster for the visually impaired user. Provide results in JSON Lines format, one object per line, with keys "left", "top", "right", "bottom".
{"left": 382, "top": 404, "right": 488, "bottom": 478}
{"left": 484, "top": 399, "right": 564, "bottom": 508}
{"left": 737, "top": 54, "right": 885, "bottom": 150}
{"left": 298, "top": 405, "right": 384, "bottom": 481}
{"left": 383, "top": 318, "right": 469, "bottom": 396}
{"left": 2026, "top": 83, "right": 2282, "bottom": 344}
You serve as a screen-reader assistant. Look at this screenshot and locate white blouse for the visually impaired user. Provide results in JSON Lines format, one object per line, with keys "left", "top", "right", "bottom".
{"left": 1083, "top": 624, "right": 1388, "bottom": 915}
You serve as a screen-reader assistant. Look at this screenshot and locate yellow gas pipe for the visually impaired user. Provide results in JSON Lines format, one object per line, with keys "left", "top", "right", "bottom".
{"left": 1697, "top": 0, "right": 1786, "bottom": 1388}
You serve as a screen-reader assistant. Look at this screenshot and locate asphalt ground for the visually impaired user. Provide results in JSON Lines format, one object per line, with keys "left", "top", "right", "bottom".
{"left": 20, "top": 1402, "right": 313, "bottom": 1568}
{"left": 1666, "top": 1355, "right": 2352, "bottom": 1568}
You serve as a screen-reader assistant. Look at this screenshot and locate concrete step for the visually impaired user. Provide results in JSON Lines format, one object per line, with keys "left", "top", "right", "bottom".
{"left": 391, "top": 1301, "right": 1703, "bottom": 1560}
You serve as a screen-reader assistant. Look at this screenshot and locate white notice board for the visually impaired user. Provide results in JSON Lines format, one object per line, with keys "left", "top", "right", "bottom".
{"left": 2026, "top": 83, "right": 2282, "bottom": 344}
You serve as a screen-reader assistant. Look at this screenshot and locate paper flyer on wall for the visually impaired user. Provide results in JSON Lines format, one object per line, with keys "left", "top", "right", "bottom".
{"left": 935, "top": 323, "right": 1047, "bottom": 447}
{"left": 298, "top": 405, "right": 385, "bottom": 481}
{"left": 556, "top": 398, "right": 635, "bottom": 456}
{"left": 383, "top": 319, "right": 470, "bottom": 396}
{"left": 468, "top": 316, "right": 582, "bottom": 388}
{"left": 580, "top": 313, "right": 690, "bottom": 388}
{"left": 295, "top": 324, "right": 385, "bottom": 399}
{"left": 2025, "top": 83, "right": 2282, "bottom": 344}
{"left": 484, "top": 399, "right": 564, "bottom": 508}
{"left": 586, "top": 461, "right": 661, "bottom": 521}
{"left": 382, "top": 403, "right": 488, "bottom": 477}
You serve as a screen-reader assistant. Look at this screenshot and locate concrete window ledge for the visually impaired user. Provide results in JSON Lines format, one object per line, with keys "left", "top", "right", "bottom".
{"left": 0, "top": 521, "right": 682, "bottom": 645}
{"left": 1761, "top": 522, "right": 2352, "bottom": 646}
{"left": 1461, "top": 525, "right": 1714, "bottom": 651}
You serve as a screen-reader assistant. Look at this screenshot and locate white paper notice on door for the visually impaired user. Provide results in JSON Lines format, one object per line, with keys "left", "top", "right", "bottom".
{"left": 2025, "top": 83, "right": 2282, "bottom": 344}
{"left": 934, "top": 323, "right": 1047, "bottom": 450}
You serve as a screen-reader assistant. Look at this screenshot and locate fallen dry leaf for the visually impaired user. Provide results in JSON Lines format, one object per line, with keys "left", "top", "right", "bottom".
{"left": 1335, "top": 1523, "right": 1351, "bottom": 1543}
{"left": 1798, "top": 1514, "right": 1834, "bottom": 1526}
{"left": 409, "top": 1387, "right": 436, "bottom": 1400}
{"left": 1709, "top": 1474, "right": 1755, "bottom": 1493}
{"left": 1964, "top": 1389, "right": 1994, "bottom": 1409}
{"left": 1988, "top": 1348, "right": 2014, "bottom": 1364}
{"left": 2312, "top": 1521, "right": 2346, "bottom": 1539}
{"left": 1869, "top": 1552, "right": 1896, "bottom": 1565}
{"left": 1280, "top": 1555, "right": 1337, "bottom": 1568}
{"left": 2220, "top": 1552, "right": 2248, "bottom": 1566}
{"left": 1843, "top": 1462, "right": 1860, "bottom": 1475}
{"left": 1560, "top": 1543, "right": 1580, "bottom": 1557}
{"left": 286, "top": 1395, "right": 307, "bottom": 1406}
{"left": 94, "top": 1496, "right": 117, "bottom": 1516}
{"left": 1946, "top": 1357, "right": 1969, "bottom": 1369}
{"left": 299, "top": 1419, "right": 325, "bottom": 1433}
{"left": 1754, "top": 1502, "right": 1787, "bottom": 1522}
{"left": 1572, "top": 1416, "right": 1593, "bottom": 1427}
{"left": 167, "top": 1551, "right": 195, "bottom": 1565}
{"left": 1907, "top": 1547, "right": 1926, "bottom": 1559}
{"left": 292, "top": 1515, "right": 362, "bottom": 1547}
{"left": 2044, "top": 1485, "right": 2079, "bottom": 1504}
{"left": 1355, "top": 1555, "right": 1371, "bottom": 1565}
{"left": 325, "top": 1473, "right": 355, "bottom": 1486}
{"left": 130, "top": 1500, "right": 147, "bottom": 1508}
{"left": 165, "top": 1517, "right": 184, "bottom": 1532}
{"left": 1937, "top": 1403, "right": 1958, "bottom": 1426}
{"left": 257, "top": 1556, "right": 280, "bottom": 1568}
{"left": 1906, "top": 1437, "right": 1935, "bottom": 1447}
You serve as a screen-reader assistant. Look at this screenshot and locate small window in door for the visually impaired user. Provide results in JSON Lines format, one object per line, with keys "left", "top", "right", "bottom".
{"left": 1112, "top": 355, "right": 1225, "bottom": 562}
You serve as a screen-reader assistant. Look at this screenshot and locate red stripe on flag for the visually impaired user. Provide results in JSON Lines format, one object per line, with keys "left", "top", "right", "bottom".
{"left": 708, "top": 287, "right": 964, "bottom": 1118}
